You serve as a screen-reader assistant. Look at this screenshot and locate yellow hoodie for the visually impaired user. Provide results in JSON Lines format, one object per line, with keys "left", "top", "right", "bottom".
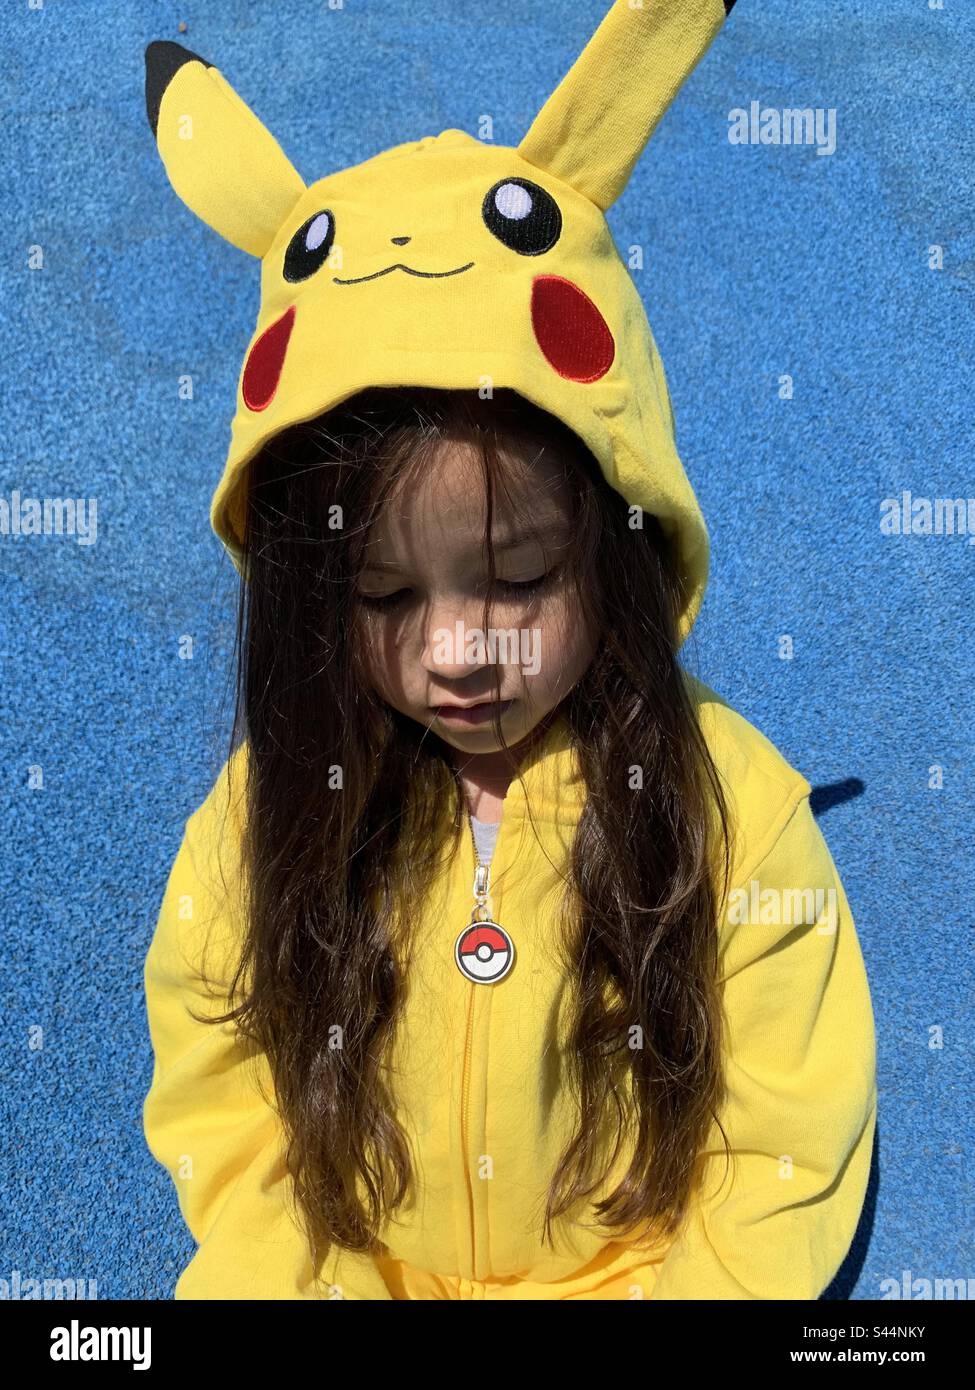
{"left": 143, "top": 676, "right": 877, "bottom": 1300}
{"left": 142, "top": 0, "right": 876, "bottom": 1300}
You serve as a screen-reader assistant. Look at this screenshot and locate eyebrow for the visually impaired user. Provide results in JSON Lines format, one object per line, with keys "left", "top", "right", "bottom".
{"left": 362, "top": 527, "right": 570, "bottom": 572}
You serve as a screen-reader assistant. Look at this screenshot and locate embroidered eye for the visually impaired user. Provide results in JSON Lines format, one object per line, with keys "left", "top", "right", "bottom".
{"left": 482, "top": 178, "right": 562, "bottom": 255}
{"left": 283, "top": 210, "right": 336, "bottom": 283}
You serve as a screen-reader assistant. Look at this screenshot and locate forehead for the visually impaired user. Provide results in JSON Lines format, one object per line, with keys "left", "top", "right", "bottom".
{"left": 367, "top": 443, "right": 574, "bottom": 553}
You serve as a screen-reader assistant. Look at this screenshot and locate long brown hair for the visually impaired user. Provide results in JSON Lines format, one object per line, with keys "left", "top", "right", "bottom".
{"left": 204, "top": 385, "right": 733, "bottom": 1273}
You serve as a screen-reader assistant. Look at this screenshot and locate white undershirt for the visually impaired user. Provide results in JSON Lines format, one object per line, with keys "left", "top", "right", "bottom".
{"left": 470, "top": 813, "right": 502, "bottom": 867}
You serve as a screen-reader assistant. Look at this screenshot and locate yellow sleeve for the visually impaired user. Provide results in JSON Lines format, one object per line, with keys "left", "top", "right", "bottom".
{"left": 648, "top": 791, "right": 877, "bottom": 1300}
{"left": 142, "top": 762, "right": 394, "bottom": 1300}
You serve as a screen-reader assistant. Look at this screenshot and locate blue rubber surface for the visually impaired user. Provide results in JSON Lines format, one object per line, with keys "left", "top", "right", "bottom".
{"left": 0, "top": 0, "right": 971, "bottom": 1301}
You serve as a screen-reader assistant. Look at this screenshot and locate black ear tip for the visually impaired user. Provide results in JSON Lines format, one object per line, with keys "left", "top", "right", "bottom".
{"left": 145, "top": 39, "right": 212, "bottom": 138}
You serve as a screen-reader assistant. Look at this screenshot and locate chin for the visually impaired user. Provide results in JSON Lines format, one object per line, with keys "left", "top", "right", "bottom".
{"left": 433, "top": 721, "right": 512, "bottom": 743}
{"left": 442, "top": 716, "right": 553, "bottom": 756}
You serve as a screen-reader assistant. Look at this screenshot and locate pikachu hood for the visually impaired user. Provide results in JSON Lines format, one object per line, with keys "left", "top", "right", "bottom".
{"left": 145, "top": 0, "right": 741, "bottom": 643}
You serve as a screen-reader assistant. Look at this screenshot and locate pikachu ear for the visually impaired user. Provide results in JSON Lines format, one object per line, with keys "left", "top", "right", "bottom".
{"left": 518, "top": 0, "right": 735, "bottom": 212}
{"left": 144, "top": 40, "right": 307, "bottom": 258}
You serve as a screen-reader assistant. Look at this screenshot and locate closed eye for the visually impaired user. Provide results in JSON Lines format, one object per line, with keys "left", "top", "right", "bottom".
{"left": 356, "top": 565, "right": 562, "bottom": 611}
{"left": 356, "top": 587, "right": 411, "bottom": 612}
{"left": 494, "top": 567, "right": 561, "bottom": 597}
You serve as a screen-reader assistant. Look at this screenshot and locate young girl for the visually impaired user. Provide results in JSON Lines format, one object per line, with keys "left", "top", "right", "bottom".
{"left": 142, "top": 0, "right": 877, "bottom": 1300}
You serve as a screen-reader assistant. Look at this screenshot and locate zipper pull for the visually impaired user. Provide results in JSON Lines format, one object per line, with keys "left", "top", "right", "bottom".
{"left": 456, "top": 813, "right": 514, "bottom": 984}
{"left": 472, "top": 862, "right": 491, "bottom": 920}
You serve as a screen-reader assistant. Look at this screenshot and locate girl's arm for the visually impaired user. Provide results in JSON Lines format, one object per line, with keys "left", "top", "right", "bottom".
{"left": 143, "top": 757, "right": 394, "bottom": 1300}
{"left": 649, "top": 790, "right": 878, "bottom": 1300}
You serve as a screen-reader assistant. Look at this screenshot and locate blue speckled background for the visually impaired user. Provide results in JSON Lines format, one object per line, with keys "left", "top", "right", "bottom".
{"left": 1, "top": 0, "right": 971, "bottom": 1300}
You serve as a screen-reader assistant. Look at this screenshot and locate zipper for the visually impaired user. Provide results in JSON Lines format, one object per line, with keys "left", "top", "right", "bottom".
{"left": 458, "top": 806, "right": 514, "bottom": 1278}
{"left": 459, "top": 806, "right": 483, "bottom": 1277}
{"left": 456, "top": 800, "right": 517, "bottom": 1273}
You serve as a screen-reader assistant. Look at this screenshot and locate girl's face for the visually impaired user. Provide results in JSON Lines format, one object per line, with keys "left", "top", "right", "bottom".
{"left": 355, "top": 438, "right": 599, "bottom": 755}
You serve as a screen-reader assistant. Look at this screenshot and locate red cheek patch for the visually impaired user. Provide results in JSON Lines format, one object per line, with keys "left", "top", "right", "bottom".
{"left": 242, "top": 305, "right": 296, "bottom": 411}
{"left": 531, "top": 275, "right": 615, "bottom": 382}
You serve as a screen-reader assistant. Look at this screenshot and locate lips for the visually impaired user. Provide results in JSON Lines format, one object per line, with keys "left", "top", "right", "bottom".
{"left": 431, "top": 699, "right": 514, "bottom": 725}
{"left": 434, "top": 701, "right": 500, "bottom": 711}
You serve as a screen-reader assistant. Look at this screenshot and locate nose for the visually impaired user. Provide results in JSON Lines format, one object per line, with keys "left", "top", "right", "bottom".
{"left": 391, "top": 235, "right": 411, "bottom": 245}
{"left": 419, "top": 596, "right": 496, "bottom": 682}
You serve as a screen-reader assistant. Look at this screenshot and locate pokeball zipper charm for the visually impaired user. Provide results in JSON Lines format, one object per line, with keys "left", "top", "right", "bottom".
{"left": 454, "top": 812, "right": 515, "bottom": 984}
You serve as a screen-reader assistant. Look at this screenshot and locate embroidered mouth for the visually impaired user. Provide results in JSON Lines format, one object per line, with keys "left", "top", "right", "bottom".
{"left": 333, "top": 261, "right": 475, "bottom": 285}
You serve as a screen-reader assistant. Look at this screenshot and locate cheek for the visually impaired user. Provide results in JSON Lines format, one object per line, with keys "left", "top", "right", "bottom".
{"left": 358, "top": 613, "right": 407, "bottom": 699}
{"left": 359, "top": 617, "right": 386, "bottom": 686}
{"left": 242, "top": 306, "right": 296, "bottom": 411}
{"left": 561, "top": 619, "right": 598, "bottom": 680}
{"left": 526, "top": 594, "right": 596, "bottom": 687}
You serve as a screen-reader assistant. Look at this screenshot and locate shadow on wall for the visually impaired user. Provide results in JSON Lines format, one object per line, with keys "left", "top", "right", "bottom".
{"left": 810, "top": 774, "right": 875, "bottom": 1301}
{"left": 822, "top": 1125, "right": 880, "bottom": 1301}
{"left": 810, "top": 778, "right": 866, "bottom": 818}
